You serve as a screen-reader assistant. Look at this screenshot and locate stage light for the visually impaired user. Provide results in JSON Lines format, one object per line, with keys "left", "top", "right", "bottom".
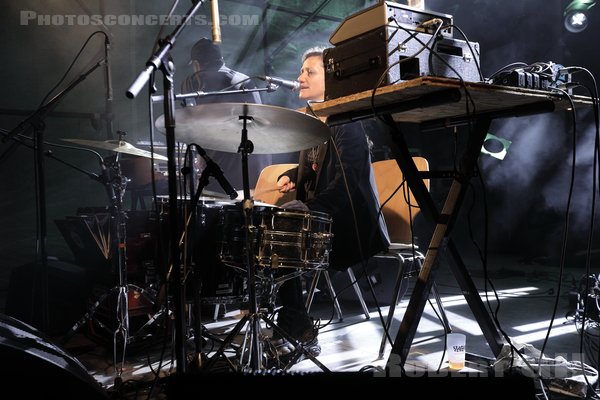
{"left": 564, "top": 0, "right": 596, "bottom": 33}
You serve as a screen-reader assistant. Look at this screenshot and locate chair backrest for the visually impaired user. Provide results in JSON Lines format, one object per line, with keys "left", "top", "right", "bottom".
{"left": 252, "top": 163, "right": 298, "bottom": 206}
{"left": 372, "top": 157, "right": 429, "bottom": 244}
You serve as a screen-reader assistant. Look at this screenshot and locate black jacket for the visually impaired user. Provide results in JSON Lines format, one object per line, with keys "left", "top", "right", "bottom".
{"left": 284, "top": 118, "right": 390, "bottom": 270}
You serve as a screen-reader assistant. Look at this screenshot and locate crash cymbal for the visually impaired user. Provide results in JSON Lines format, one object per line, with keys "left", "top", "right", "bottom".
{"left": 61, "top": 139, "right": 168, "bottom": 161}
{"left": 154, "top": 103, "right": 330, "bottom": 154}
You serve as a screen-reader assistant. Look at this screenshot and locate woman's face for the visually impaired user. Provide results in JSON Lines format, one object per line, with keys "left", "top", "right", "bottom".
{"left": 297, "top": 55, "right": 325, "bottom": 102}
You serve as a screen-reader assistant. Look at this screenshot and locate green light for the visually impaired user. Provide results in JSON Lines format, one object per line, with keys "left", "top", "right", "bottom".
{"left": 481, "top": 133, "right": 511, "bottom": 160}
{"left": 564, "top": 0, "right": 596, "bottom": 32}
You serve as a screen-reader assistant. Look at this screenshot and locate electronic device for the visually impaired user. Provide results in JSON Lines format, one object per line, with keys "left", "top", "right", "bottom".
{"left": 329, "top": 1, "right": 453, "bottom": 45}
{"left": 324, "top": 26, "right": 481, "bottom": 100}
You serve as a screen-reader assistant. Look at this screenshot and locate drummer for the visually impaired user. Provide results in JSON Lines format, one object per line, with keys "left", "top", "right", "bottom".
{"left": 181, "top": 38, "right": 272, "bottom": 195}
{"left": 273, "top": 46, "right": 391, "bottom": 361}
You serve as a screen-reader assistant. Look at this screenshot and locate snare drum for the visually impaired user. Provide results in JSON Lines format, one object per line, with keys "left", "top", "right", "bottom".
{"left": 257, "top": 209, "right": 333, "bottom": 269}
{"left": 218, "top": 206, "right": 333, "bottom": 270}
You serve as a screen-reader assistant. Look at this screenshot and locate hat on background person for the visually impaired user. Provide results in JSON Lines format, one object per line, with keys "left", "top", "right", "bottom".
{"left": 190, "top": 37, "right": 224, "bottom": 69}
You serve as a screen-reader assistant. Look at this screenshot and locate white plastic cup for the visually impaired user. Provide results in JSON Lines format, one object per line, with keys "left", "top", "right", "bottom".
{"left": 447, "top": 333, "right": 466, "bottom": 370}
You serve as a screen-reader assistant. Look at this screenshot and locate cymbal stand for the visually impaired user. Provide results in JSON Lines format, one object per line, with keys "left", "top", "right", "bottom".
{"left": 58, "top": 147, "right": 133, "bottom": 380}
{"left": 199, "top": 115, "right": 265, "bottom": 370}
{"left": 145, "top": 59, "right": 277, "bottom": 373}
{"left": 108, "top": 150, "right": 131, "bottom": 381}
{"left": 202, "top": 116, "right": 330, "bottom": 372}
{"left": 240, "top": 113, "right": 262, "bottom": 370}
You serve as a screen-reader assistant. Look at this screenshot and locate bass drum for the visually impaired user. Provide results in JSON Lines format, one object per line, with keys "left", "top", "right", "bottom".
{"left": 158, "top": 197, "right": 248, "bottom": 305}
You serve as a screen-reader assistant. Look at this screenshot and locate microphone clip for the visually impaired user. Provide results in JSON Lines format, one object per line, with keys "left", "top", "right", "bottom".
{"left": 266, "top": 82, "right": 279, "bottom": 93}
{"left": 195, "top": 145, "right": 238, "bottom": 200}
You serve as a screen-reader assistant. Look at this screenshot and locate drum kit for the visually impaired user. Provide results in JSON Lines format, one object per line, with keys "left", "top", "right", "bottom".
{"left": 62, "top": 103, "right": 333, "bottom": 372}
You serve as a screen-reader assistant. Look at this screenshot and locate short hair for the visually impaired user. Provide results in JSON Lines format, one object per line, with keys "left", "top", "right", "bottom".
{"left": 301, "top": 46, "right": 327, "bottom": 64}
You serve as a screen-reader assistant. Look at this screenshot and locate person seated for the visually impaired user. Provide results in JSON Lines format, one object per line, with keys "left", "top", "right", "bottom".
{"left": 272, "top": 46, "right": 391, "bottom": 363}
{"left": 181, "top": 37, "right": 271, "bottom": 196}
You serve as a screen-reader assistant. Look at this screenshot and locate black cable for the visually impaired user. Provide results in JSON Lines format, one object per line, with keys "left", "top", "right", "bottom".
{"left": 552, "top": 70, "right": 600, "bottom": 396}
{"left": 144, "top": 75, "right": 177, "bottom": 397}
{"left": 372, "top": 17, "right": 556, "bottom": 378}
{"left": 532, "top": 88, "right": 578, "bottom": 391}
{"left": 487, "top": 62, "right": 529, "bottom": 82}
{"left": 39, "top": 30, "right": 108, "bottom": 108}
{"left": 461, "top": 163, "right": 535, "bottom": 378}
{"left": 302, "top": 101, "right": 339, "bottom": 330}
{"left": 469, "top": 90, "right": 581, "bottom": 387}
{"left": 447, "top": 24, "right": 483, "bottom": 82}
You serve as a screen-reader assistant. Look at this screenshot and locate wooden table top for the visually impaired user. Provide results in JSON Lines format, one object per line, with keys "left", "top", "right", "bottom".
{"left": 307, "top": 76, "right": 592, "bottom": 124}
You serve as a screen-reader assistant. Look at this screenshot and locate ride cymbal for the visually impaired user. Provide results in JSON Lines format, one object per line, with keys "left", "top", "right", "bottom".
{"left": 155, "top": 103, "right": 330, "bottom": 154}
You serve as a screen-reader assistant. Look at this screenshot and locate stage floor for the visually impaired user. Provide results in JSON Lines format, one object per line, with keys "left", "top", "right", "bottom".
{"left": 50, "top": 253, "right": 597, "bottom": 399}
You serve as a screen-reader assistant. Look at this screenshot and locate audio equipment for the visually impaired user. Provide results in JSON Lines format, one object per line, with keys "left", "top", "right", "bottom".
{"left": 324, "top": 26, "right": 481, "bottom": 100}
{"left": 329, "top": 1, "right": 453, "bottom": 45}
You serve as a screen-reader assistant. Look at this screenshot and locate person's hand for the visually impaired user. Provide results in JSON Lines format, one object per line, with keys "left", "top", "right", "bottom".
{"left": 280, "top": 200, "right": 310, "bottom": 212}
{"left": 277, "top": 175, "right": 296, "bottom": 193}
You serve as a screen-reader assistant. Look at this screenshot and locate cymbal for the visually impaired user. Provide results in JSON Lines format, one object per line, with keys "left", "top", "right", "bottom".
{"left": 154, "top": 103, "right": 330, "bottom": 154}
{"left": 61, "top": 139, "right": 169, "bottom": 161}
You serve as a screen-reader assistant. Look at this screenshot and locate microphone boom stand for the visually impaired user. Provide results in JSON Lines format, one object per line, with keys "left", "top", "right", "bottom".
{"left": 126, "top": 0, "right": 207, "bottom": 374}
{"left": 130, "top": 7, "right": 300, "bottom": 367}
{"left": 149, "top": 85, "right": 277, "bottom": 104}
{"left": 3, "top": 59, "right": 105, "bottom": 333}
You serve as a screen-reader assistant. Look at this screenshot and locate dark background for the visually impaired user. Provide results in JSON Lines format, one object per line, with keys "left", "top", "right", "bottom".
{"left": 0, "top": 0, "right": 598, "bottom": 331}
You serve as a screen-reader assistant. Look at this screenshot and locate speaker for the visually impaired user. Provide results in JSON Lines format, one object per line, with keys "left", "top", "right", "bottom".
{"left": 5, "top": 259, "right": 93, "bottom": 336}
{"left": 0, "top": 314, "right": 108, "bottom": 399}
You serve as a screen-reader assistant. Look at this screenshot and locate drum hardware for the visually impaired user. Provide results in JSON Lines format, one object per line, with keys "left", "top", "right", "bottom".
{"left": 154, "top": 103, "right": 331, "bottom": 154}
{"left": 60, "top": 138, "right": 169, "bottom": 160}
{"left": 78, "top": 284, "right": 167, "bottom": 351}
{"left": 154, "top": 144, "right": 244, "bottom": 368}
{"left": 192, "top": 112, "right": 331, "bottom": 372}
{"left": 59, "top": 132, "right": 167, "bottom": 381}
{"left": 127, "top": 1, "right": 232, "bottom": 373}
{"left": 151, "top": 97, "right": 329, "bottom": 369}
{"left": 60, "top": 138, "right": 170, "bottom": 210}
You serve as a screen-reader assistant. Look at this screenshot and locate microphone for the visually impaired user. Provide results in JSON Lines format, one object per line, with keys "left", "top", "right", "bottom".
{"left": 104, "top": 34, "right": 114, "bottom": 139}
{"left": 197, "top": 147, "right": 238, "bottom": 200}
{"left": 99, "top": 158, "right": 117, "bottom": 202}
{"left": 257, "top": 75, "right": 300, "bottom": 91}
{"left": 211, "top": 0, "right": 221, "bottom": 44}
